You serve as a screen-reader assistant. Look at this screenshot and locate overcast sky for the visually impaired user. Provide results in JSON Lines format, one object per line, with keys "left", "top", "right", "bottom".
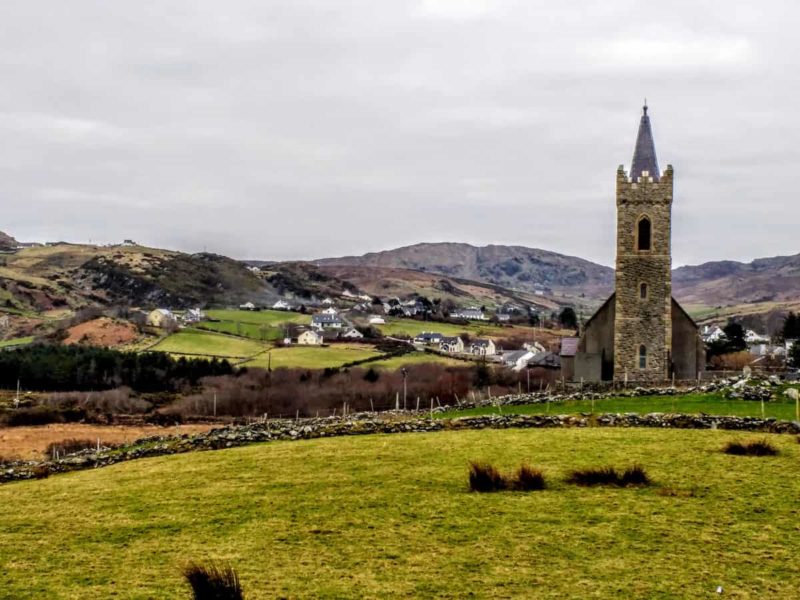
{"left": 1, "top": 1, "right": 797, "bottom": 267}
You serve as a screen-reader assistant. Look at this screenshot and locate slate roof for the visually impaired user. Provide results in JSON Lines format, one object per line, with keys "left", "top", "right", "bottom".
{"left": 630, "top": 103, "right": 660, "bottom": 182}
{"left": 312, "top": 314, "right": 342, "bottom": 324}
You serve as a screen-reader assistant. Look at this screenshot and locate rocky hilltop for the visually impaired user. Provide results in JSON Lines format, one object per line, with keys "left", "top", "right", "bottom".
{"left": 315, "top": 242, "right": 615, "bottom": 299}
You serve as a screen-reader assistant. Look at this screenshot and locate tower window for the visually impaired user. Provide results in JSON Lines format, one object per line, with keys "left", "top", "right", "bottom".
{"left": 639, "top": 282, "right": 648, "bottom": 300}
{"left": 638, "top": 345, "right": 647, "bottom": 370}
{"left": 637, "top": 217, "right": 651, "bottom": 251}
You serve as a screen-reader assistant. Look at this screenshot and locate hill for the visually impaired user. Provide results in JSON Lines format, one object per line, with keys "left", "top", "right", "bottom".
{"left": 0, "top": 231, "right": 18, "bottom": 251}
{"left": 1, "top": 427, "right": 798, "bottom": 598}
{"left": 315, "top": 242, "right": 615, "bottom": 299}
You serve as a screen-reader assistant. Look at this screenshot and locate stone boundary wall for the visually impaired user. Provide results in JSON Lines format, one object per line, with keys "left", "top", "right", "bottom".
{"left": 2, "top": 409, "right": 798, "bottom": 485}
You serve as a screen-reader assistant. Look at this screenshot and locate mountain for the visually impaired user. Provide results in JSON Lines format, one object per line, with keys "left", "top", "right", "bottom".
{"left": 315, "top": 243, "right": 615, "bottom": 299}
{"left": 673, "top": 253, "right": 800, "bottom": 306}
{"left": 0, "top": 231, "right": 18, "bottom": 251}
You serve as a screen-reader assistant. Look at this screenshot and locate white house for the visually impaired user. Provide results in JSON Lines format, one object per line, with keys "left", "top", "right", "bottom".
{"left": 440, "top": 336, "right": 464, "bottom": 353}
{"left": 322, "top": 306, "right": 338, "bottom": 315}
{"left": 523, "top": 341, "right": 547, "bottom": 354}
{"left": 146, "top": 308, "right": 177, "bottom": 328}
{"left": 322, "top": 297, "right": 334, "bottom": 306}
{"left": 502, "top": 350, "right": 535, "bottom": 371}
{"left": 450, "top": 308, "right": 487, "bottom": 321}
{"left": 312, "top": 314, "right": 344, "bottom": 330}
{"left": 368, "top": 315, "right": 386, "bottom": 325}
{"left": 470, "top": 339, "right": 496, "bottom": 356}
{"left": 745, "top": 329, "right": 770, "bottom": 345}
{"left": 182, "top": 308, "right": 204, "bottom": 324}
{"left": 341, "top": 328, "right": 364, "bottom": 339}
{"left": 272, "top": 300, "right": 292, "bottom": 310}
{"left": 702, "top": 325, "right": 726, "bottom": 343}
{"left": 298, "top": 330, "right": 323, "bottom": 346}
{"left": 239, "top": 302, "right": 256, "bottom": 311}
{"left": 414, "top": 332, "right": 444, "bottom": 345}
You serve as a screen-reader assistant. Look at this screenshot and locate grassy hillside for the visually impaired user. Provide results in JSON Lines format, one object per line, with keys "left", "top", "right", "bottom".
{"left": 149, "top": 329, "right": 267, "bottom": 359}
{"left": 242, "top": 344, "right": 382, "bottom": 370}
{"left": 1, "top": 428, "right": 798, "bottom": 598}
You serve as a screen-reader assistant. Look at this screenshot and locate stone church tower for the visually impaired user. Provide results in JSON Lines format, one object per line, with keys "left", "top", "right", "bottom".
{"left": 613, "top": 104, "right": 673, "bottom": 382}
{"left": 572, "top": 104, "right": 704, "bottom": 383}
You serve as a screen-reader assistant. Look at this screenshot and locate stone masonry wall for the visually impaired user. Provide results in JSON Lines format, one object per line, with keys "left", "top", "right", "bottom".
{"left": 614, "top": 166, "right": 673, "bottom": 382}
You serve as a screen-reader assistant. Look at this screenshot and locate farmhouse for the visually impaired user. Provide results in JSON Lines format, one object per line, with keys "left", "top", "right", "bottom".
{"left": 440, "top": 336, "right": 464, "bottom": 353}
{"left": 414, "top": 332, "right": 444, "bottom": 345}
{"left": 368, "top": 315, "right": 386, "bottom": 325}
{"left": 311, "top": 314, "right": 344, "bottom": 330}
{"left": 297, "top": 330, "right": 323, "bottom": 346}
{"left": 239, "top": 302, "right": 256, "bottom": 311}
{"left": 470, "top": 339, "right": 496, "bottom": 356}
{"left": 146, "top": 308, "right": 176, "bottom": 329}
{"left": 341, "top": 328, "right": 364, "bottom": 339}
{"left": 272, "top": 300, "right": 292, "bottom": 310}
{"left": 574, "top": 104, "right": 704, "bottom": 383}
{"left": 450, "top": 308, "right": 487, "bottom": 321}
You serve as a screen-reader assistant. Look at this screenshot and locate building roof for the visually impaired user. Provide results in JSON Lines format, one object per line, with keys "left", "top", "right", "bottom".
{"left": 312, "top": 313, "right": 342, "bottom": 323}
{"left": 471, "top": 339, "right": 493, "bottom": 347}
{"left": 441, "top": 336, "right": 462, "bottom": 344}
{"left": 560, "top": 337, "right": 579, "bottom": 357}
{"left": 630, "top": 103, "right": 660, "bottom": 182}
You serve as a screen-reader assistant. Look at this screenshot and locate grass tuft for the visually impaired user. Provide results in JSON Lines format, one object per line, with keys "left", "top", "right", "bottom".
{"left": 183, "top": 562, "right": 245, "bottom": 600}
{"left": 468, "top": 461, "right": 507, "bottom": 493}
{"left": 510, "top": 464, "right": 546, "bottom": 491}
{"left": 566, "top": 465, "right": 650, "bottom": 487}
{"left": 723, "top": 439, "right": 778, "bottom": 456}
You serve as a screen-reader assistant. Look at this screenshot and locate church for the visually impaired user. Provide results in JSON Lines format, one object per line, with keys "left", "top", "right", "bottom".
{"left": 573, "top": 105, "right": 705, "bottom": 383}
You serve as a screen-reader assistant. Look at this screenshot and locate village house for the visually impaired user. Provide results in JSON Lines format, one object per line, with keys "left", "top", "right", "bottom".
{"left": 745, "top": 329, "right": 770, "bottom": 345}
{"left": 182, "top": 308, "right": 204, "bottom": 324}
{"left": 341, "top": 327, "right": 364, "bottom": 339}
{"left": 470, "top": 339, "right": 496, "bottom": 356}
{"left": 272, "top": 300, "right": 292, "bottom": 310}
{"left": 321, "top": 306, "right": 338, "bottom": 315}
{"left": 414, "top": 332, "right": 444, "bottom": 345}
{"left": 495, "top": 313, "right": 511, "bottom": 322}
{"left": 239, "top": 302, "right": 256, "bottom": 311}
{"left": 559, "top": 337, "right": 579, "bottom": 381}
{"left": 501, "top": 350, "right": 535, "bottom": 371}
{"left": 321, "top": 297, "right": 334, "bottom": 306}
{"left": 701, "top": 325, "right": 726, "bottom": 344}
{"left": 368, "top": 315, "right": 386, "bottom": 325}
{"left": 311, "top": 313, "right": 344, "bottom": 330}
{"left": 146, "top": 308, "right": 177, "bottom": 328}
{"left": 297, "top": 330, "right": 323, "bottom": 346}
{"left": 440, "top": 336, "right": 464, "bottom": 353}
{"left": 449, "top": 308, "right": 487, "bottom": 321}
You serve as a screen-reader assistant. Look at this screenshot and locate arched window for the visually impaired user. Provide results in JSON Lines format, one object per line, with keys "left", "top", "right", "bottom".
{"left": 638, "top": 345, "right": 647, "bottom": 370}
{"left": 639, "top": 282, "right": 648, "bottom": 300}
{"left": 637, "top": 217, "right": 651, "bottom": 251}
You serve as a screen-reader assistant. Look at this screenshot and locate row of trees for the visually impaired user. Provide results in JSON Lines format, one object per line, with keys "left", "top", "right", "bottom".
{"left": 0, "top": 345, "right": 233, "bottom": 392}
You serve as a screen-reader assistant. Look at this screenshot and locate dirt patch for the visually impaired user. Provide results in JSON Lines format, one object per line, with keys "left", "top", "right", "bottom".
{"left": 63, "top": 317, "right": 138, "bottom": 347}
{"left": 0, "top": 423, "right": 216, "bottom": 460}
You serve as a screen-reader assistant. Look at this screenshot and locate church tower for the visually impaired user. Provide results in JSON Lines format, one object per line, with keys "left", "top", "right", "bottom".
{"left": 613, "top": 104, "right": 673, "bottom": 382}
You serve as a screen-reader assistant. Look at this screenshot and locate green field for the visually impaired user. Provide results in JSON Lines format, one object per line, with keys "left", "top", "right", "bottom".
{"left": 1, "top": 427, "right": 799, "bottom": 598}
{"left": 440, "top": 391, "right": 800, "bottom": 421}
{"left": 205, "top": 309, "right": 310, "bottom": 327}
{"left": 0, "top": 336, "right": 35, "bottom": 349}
{"left": 372, "top": 351, "right": 466, "bottom": 370}
{"left": 150, "top": 330, "right": 267, "bottom": 359}
{"left": 377, "top": 318, "right": 530, "bottom": 340}
{"left": 196, "top": 320, "right": 284, "bottom": 341}
{"left": 243, "top": 344, "right": 382, "bottom": 370}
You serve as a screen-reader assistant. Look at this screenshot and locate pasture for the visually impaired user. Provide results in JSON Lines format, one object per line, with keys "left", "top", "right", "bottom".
{"left": 149, "top": 329, "right": 266, "bottom": 359}
{"left": 1, "top": 427, "right": 798, "bottom": 598}
{"left": 243, "top": 343, "right": 383, "bottom": 370}
{"left": 440, "top": 391, "right": 800, "bottom": 421}
{"left": 376, "top": 318, "right": 533, "bottom": 340}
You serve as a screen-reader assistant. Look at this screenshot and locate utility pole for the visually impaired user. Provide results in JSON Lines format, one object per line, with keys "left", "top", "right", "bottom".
{"left": 401, "top": 367, "right": 408, "bottom": 410}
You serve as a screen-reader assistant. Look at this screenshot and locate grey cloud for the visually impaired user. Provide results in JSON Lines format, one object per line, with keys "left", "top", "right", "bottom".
{"left": 0, "top": 1, "right": 797, "bottom": 267}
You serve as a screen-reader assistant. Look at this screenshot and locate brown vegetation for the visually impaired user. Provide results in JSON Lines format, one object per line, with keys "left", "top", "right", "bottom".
{"left": 566, "top": 465, "right": 650, "bottom": 487}
{"left": 62, "top": 317, "right": 138, "bottom": 347}
{"left": 723, "top": 439, "right": 779, "bottom": 456}
{"left": 0, "top": 423, "right": 215, "bottom": 460}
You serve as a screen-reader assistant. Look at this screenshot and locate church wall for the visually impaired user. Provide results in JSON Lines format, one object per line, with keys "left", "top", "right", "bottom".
{"left": 577, "top": 294, "right": 615, "bottom": 381}
{"left": 671, "top": 299, "right": 704, "bottom": 380}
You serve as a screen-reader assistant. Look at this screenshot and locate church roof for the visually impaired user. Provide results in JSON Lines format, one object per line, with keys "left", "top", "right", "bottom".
{"left": 630, "top": 103, "right": 660, "bottom": 182}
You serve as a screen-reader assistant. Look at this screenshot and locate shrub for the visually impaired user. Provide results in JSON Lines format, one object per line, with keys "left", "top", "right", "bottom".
{"left": 566, "top": 465, "right": 650, "bottom": 487}
{"left": 468, "top": 461, "right": 507, "bottom": 493}
{"left": 183, "top": 562, "right": 245, "bottom": 600}
{"left": 723, "top": 439, "right": 779, "bottom": 456}
{"left": 511, "top": 464, "right": 546, "bottom": 491}
{"left": 566, "top": 466, "right": 619, "bottom": 487}
{"left": 619, "top": 464, "right": 650, "bottom": 486}
{"left": 30, "top": 465, "right": 50, "bottom": 480}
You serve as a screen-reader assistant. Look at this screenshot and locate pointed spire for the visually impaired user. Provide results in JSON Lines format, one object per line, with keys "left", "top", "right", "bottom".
{"left": 630, "top": 102, "right": 660, "bottom": 182}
